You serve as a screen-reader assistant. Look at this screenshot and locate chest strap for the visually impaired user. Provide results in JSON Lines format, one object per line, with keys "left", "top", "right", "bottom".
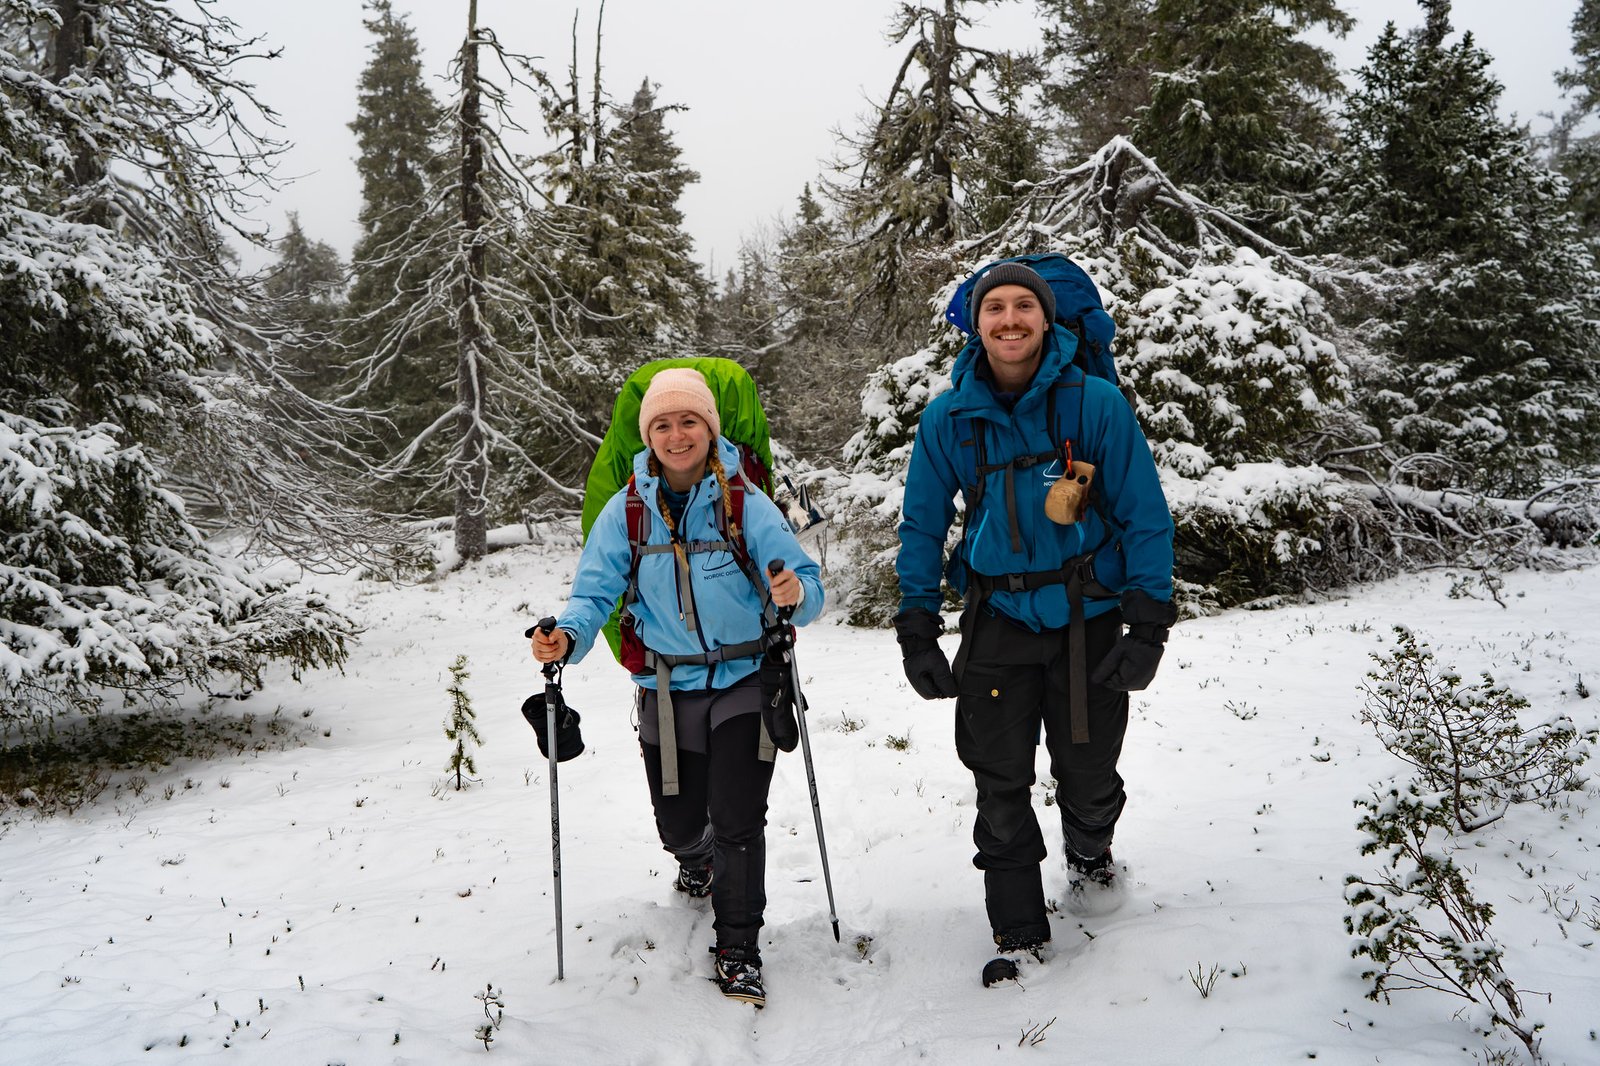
{"left": 968, "top": 384, "right": 1083, "bottom": 554}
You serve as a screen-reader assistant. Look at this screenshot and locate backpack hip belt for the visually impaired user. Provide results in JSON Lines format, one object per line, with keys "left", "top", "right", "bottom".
{"left": 646, "top": 636, "right": 776, "bottom": 796}
{"left": 955, "top": 553, "right": 1117, "bottom": 746}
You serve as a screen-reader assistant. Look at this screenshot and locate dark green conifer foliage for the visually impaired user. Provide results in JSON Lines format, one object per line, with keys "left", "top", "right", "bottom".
{"left": 763, "top": 185, "right": 879, "bottom": 461}
{"left": 527, "top": 13, "right": 709, "bottom": 489}
{"left": 1038, "top": 0, "right": 1157, "bottom": 159}
{"left": 967, "top": 52, "right": 1047, "bottom": 234}
{"left": 1324, "top": 4, "right": 1600, "bottom": 487}
{"left": 268, "top": 213, "right": 345, "bottom": 395}
{"left": 828, "top": 0, "right": 1015, "bottom": 339}
{"left": 1132, "top": 0, "right": 1352, "bottom": 243}
{"left": 342, "top": 0, "right": 453, "bottom": 515}
{"left": 1554, "top": 0, "right": 1600, "bottom": 241}
{"left": 589, "top": 76, "right": 706, "bottom": 343}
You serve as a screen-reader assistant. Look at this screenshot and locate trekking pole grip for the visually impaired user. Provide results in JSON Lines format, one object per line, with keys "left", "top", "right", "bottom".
{"left": 529, "top": 616, "right": 560, "bottom": 679}
{"left": 766, "top": 559, "right": 794, "bottom": 622}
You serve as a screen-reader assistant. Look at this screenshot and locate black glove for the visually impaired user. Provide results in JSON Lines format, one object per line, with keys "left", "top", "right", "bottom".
{"left": 521, "top": 692, "right": 585, "bottom": 761}
{"left": 1090, "top": 589, "right": 1177, "bottom": 692}
{"left": 759, "top": 625, "right": 800, "bottom": 753}
{"left": 894, "top": 608, "right": 958, "bottom": 700}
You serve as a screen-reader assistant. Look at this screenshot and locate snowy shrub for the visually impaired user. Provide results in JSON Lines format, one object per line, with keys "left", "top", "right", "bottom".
{"left": 1161, "top": 462, "right": 1352, "bottom": 607}
{"left": 1343, "top": 781, "right": 1544, "bottom": 1062}
{"left": 1359, "top": 628, "right": 1594, "bottom": 833}
{"left": 0, "top": 410, "right": 353, "bottom": 721}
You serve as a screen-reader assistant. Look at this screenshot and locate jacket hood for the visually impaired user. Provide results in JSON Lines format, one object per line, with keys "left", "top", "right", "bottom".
{"left": 948, "top": 323, "right": 1081, "bottom": 420}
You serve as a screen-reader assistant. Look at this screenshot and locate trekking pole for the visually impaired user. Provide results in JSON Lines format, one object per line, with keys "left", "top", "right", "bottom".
{"left": 767, "top": 560, "right": 841, "bottom": 942}
{"left": 525, "top": 616, "right": 565, "bottom": 980}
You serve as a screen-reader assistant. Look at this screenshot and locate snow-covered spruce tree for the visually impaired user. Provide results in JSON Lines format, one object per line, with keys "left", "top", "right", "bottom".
{"left": 1131, "top": 0, "right": 1353, "bottom": 245}
{"left": 15, "top": 0, "right": 412, "bottom": 575}
{"left": 841, "top": 138, "right": 1355, "bottom": 622}
{"left": 747, "top": 186, "right": 883, "bottom": 464}
{"left": 0, "top": 19, "right": 350, "bottom": 718}
{"left": 266, "top": 213, "right": 345, "bottom": 397}
{"left": 1553, "top": 1, "right": 1600, "bottom": 242}
{"left": 342, "top": 3, "right": 593, "bottom": 561}
{"left": 530, "top": 26, "right": 709, "bottom": 468}
{"left": 1320, "top": 3, "right": 1600, "bottom": 491}
{"left": 1039, "top": 0, "right": 1353, "bottom": 245}
{"left": 827, "top": 0, "right": 1032, "bottom": 342}
{"left": 1038, "top": 0, "right": 1157, "bottom": 163}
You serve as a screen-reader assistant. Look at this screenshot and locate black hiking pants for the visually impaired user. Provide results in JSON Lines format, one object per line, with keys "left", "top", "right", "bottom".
{"left": 641, "top": 709, "right": 773, "bottom": 950}
{"left": 954, "top": 606, "right": 1128, "bottom": 941}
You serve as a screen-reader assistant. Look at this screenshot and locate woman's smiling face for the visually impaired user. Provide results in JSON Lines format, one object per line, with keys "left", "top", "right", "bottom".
{"left": 647, "top": 409, "right": 713, "bottom": 491}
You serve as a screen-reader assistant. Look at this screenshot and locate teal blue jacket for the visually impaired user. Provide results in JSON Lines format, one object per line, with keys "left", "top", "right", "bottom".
{"left": 560, "top": 438, "right": 823, "bottom": 689}
{"left": 897, "top": 325, "right": 1174, "bottom": 628}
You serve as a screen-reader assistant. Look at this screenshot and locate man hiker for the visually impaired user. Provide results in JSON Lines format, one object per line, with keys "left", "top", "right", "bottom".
{"left": 893, "top": 260, "right": 1176, "bottom": 968}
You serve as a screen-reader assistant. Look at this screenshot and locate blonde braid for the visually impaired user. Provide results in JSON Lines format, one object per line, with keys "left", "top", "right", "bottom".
{"left": 646, "top": 454, "right": 688, "bottom": 569}
{"left": 707, "top": 450, "right": 739, "bottom": 541}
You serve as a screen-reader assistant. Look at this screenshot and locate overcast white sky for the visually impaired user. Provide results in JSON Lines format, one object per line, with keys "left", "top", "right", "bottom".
{"left": 220, "top": 0, "right": 1580, "bottom": 274}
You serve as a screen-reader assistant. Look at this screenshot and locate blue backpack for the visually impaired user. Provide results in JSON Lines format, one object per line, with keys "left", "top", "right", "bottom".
{"left": 944, "top": 253, "right": 1118, "bottom": 385}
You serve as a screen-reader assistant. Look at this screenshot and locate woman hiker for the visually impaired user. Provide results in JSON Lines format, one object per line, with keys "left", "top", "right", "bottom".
{"left": 531, "top": 367, "right": 824, "bottom": 1008}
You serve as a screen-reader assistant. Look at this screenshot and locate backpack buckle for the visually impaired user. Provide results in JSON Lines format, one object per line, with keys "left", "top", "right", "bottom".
{"left": 1005, "top": 574, "right": 1027, "bottom": 593}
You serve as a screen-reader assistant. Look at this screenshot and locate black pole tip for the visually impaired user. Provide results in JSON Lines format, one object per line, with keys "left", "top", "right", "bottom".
{"left": 767, "top": 558, "right": 785, "bottom": 576}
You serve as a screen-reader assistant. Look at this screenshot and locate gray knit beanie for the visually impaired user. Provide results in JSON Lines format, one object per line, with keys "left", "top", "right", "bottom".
{"left": 970, "top": 262, "right": 1056, "bottom": 326}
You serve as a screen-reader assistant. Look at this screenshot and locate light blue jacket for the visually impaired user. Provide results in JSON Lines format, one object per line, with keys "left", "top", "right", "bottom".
{"left": 559, "top": 437, "right": 824, "bottom": 689}
{"left": 897, "top": 325, "right": 1174, "bottom": 629}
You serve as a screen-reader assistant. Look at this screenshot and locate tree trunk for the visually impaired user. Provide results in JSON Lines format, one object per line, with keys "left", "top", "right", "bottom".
{"left": 50, "top": 0, "right": 108, "bottom": 208}
{"left": 453, "top": 0, "right": 489, "bottom": 562}
{"left": 924, "top": 0, "right": 958, "bottom": 241}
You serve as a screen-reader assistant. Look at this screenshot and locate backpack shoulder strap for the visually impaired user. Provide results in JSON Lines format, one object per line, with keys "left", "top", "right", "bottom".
{"left": 718, "top": 462, "right": 781, "bottom": 629}
{"left": 623, "top": 475, "right": 660, "bottom": 607}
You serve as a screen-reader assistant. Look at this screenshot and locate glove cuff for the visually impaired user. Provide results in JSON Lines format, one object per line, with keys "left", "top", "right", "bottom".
{"left": 1120, "top": 589, "right": 1176, "bottom": 636}
{"left": 893, "top": 607, "right": 946, "bottom": 646}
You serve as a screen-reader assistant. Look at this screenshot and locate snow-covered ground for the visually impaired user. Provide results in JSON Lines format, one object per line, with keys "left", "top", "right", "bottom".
{"left": 2, "top": 543, "right": 1596, "bottom": 1065}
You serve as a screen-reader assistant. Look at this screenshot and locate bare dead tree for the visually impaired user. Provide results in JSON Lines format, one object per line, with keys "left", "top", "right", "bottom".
{"left": 341, "top": 1, "right": 592, "bottom": 563}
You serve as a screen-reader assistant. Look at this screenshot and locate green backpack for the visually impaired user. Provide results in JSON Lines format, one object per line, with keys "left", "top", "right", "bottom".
{"left": 581, "top": 358, "right": 775, "bottom": 663}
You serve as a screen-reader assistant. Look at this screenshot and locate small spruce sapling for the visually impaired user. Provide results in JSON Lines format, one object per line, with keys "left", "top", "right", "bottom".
{"left": 444, "top": 655, "right": 482, "bottom": 791}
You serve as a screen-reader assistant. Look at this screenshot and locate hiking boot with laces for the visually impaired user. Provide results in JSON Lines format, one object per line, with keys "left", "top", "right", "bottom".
{"left": 710, "top": 945, "right": 765, "bottom": 1007}
{"left": 673, "top": 861, "right": 714, "bottom": 899}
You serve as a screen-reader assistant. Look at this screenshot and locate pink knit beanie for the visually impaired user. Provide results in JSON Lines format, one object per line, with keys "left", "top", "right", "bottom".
{"left": 637, "top": 368, "right": 721, "bottom": 441}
